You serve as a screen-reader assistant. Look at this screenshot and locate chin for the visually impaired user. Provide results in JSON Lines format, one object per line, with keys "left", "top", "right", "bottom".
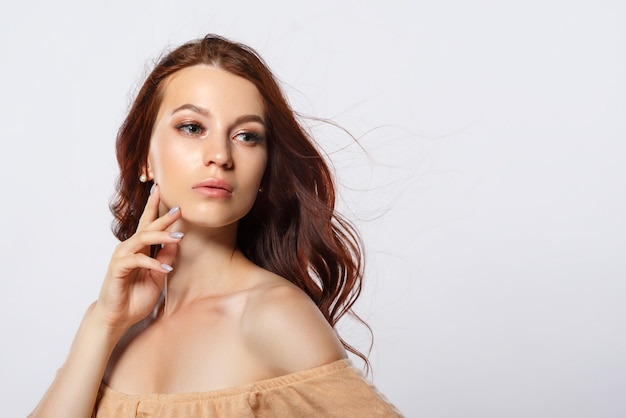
{"left": 180, "top": 209, "right": 244, "bottom": 230}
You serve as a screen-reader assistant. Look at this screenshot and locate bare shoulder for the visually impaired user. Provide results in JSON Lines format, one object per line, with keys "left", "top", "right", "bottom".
{"left": 242, "top": 271, "right": 347, "bottom": 375}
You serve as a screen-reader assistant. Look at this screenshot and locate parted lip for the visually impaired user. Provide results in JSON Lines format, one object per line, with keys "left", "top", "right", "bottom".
{"left": 191, "top": 178, "right": 233, "bottom": 192}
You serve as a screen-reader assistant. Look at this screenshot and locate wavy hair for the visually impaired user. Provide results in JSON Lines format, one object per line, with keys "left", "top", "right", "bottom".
{"left": 110, "top": 34, "right": 370, "bottom": 368}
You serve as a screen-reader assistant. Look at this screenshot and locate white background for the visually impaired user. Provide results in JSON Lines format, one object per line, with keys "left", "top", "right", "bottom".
{"left": 1, "top": 1, "right": 625, "bottom": 417}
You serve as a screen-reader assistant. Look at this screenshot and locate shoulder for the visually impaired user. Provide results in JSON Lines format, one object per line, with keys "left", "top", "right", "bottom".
{"left": 242, "top": 274, "right": 347, "bottom": 375}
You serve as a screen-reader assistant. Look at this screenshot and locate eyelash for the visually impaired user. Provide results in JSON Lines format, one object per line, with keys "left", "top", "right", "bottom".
{"left": 233, "top": 131, "right": 265, "bottom": 145}
{"left": 176, "top": 121, "right": 207, "bottom": 137}
{"left": 175, "top": 121, "right": 265, "bottom": 145}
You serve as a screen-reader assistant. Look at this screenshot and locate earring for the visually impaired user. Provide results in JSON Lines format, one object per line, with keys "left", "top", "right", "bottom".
{"left": 139, "top": 174, "right": 148, "bottom": 183}
{"left": 258, "top": 187, "right": 264, "bottom": 192}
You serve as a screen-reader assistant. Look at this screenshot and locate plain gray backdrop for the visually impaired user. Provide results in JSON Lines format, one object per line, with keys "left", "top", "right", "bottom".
{"left": 1, "top": 1, "right": 625, "bottom": 417}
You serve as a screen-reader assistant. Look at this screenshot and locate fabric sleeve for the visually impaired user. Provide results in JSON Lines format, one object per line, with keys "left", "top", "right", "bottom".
{"left": 248, "top": 363, "right": 404, "bottom": 417}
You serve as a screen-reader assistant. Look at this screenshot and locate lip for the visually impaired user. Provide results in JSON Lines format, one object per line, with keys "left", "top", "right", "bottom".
{"left": 191, "top": 178, "right": 233, "bottom": 197}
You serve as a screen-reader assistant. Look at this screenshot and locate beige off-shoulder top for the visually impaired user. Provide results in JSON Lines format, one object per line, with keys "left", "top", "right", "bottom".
{"left": 93, "top": 359, "right": 402, "bottom": 417}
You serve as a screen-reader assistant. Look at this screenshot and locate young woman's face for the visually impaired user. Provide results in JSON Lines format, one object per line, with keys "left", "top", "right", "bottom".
{"left": 146, "top": 65, "right": 268, "bottom": 229}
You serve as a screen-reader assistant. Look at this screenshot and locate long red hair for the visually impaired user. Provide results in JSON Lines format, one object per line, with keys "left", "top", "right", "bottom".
{"left": 110, "top": 34, "right": 370, "bottom": 368}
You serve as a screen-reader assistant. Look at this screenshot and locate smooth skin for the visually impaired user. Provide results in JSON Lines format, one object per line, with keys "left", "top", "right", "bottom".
{"left": 30, "top": 66, "right": 346, "bottom": 417}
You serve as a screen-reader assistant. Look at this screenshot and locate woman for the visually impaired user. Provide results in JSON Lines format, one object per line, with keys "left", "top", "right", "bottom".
{"left": 30, "top": 34, "right": 402, "bottom": 417}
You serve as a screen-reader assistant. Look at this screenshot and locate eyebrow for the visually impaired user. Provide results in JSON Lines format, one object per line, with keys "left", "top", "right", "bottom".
{"left": 171, "top": 104, "right": 266, "bottom": 128}
{"left": 171, "top": 103, "right": 209, "bottom": 116}
{"left": 233, "top": 114, "right": 266, "bottom": 128}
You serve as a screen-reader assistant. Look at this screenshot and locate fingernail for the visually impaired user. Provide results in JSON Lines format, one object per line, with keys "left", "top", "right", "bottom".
{"left": 150, "top": 183, "right": 156, "bottom": 195}
{"left": 168, "top": 205, "right": 180, "bottom": 216}
{"left": 161, "top": 263, "right": 173, "bottom": 272}
{"left": 170, "top": 232, "right": 184, "bottom": 239}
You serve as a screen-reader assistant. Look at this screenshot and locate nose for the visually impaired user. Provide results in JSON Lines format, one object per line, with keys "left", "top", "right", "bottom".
{"left": 202, "top": 133, "right": 233, "bottom": 169}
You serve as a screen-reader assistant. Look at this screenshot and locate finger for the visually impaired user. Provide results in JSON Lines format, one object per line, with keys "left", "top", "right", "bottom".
{"left": 136, "top": 183, "right": 160, "bottom": 231}
{"left": 156, "top": 242, "right": 178, "bottom": 261}
{"left": 114, "top": 230, "right": 184, "bottom": 256}
{"left": 109, "top": 252, "right": 174, "bottom": 277}
{"left": 155, "top": 242, "right": 178, "bottom": 268}
{"left": 142, "top": 204, "right": 182, "bottom": 233}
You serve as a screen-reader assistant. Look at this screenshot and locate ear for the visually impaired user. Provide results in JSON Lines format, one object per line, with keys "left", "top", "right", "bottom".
{"left": 142, "top": 158, "right": 155, "bottom": 182}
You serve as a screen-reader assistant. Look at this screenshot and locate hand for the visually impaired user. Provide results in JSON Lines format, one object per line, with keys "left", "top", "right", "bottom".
{"left": 94, "top": 185, "right": 182, "bottom": 334}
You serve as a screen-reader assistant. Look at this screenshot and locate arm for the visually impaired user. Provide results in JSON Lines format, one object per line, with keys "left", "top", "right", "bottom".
{"left": 244, "top": 283, "right": 404, "bottom": 416}
{"left": 29, "top": 185, "right": 182, "bottom": 417}
{"left": 28, "top": 304, "right": 122, "bottom": 417}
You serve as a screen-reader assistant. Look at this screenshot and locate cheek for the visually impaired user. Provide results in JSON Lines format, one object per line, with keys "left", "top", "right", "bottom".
{"left": 256, "top": 161, "right": 267, "bottom": 184}
{"left": 149, "top": 146, "right": 196, "bottom": 211}
{"left": 255, "top": 152, "right": 268, "bottom": 184}
{"left": 150, "top": 143, "right": 195, "bottom": 182}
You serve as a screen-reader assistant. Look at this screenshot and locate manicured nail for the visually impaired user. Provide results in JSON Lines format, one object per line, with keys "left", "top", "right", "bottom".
{"left": 161, "top": 263, "right": 173, "bottom": 272}
{"left": 168, "top": 205, "right": 180, "bottom": 216}
{"left": 170, "top": 232, "right": 184, "bottom": 239}
{"left": 150, "top": 183, "right": 156, "bottom": 195}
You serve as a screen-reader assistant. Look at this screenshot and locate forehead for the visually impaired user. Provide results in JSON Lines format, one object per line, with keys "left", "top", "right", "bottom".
{"left": 158, "top": 65, "right": 265, "bottom": 117}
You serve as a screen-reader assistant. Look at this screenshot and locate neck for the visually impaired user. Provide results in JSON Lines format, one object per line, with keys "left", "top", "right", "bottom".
{"left": 161, "top": 221, "right": 246, "bottom": 315}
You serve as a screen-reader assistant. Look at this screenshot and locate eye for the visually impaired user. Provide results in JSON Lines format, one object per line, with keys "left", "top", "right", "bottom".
{"left": 233, "top": 131, "right": 265, "bottom": 145}
{"left": 176, "top": 121, "right": 207, "bottom": 137}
